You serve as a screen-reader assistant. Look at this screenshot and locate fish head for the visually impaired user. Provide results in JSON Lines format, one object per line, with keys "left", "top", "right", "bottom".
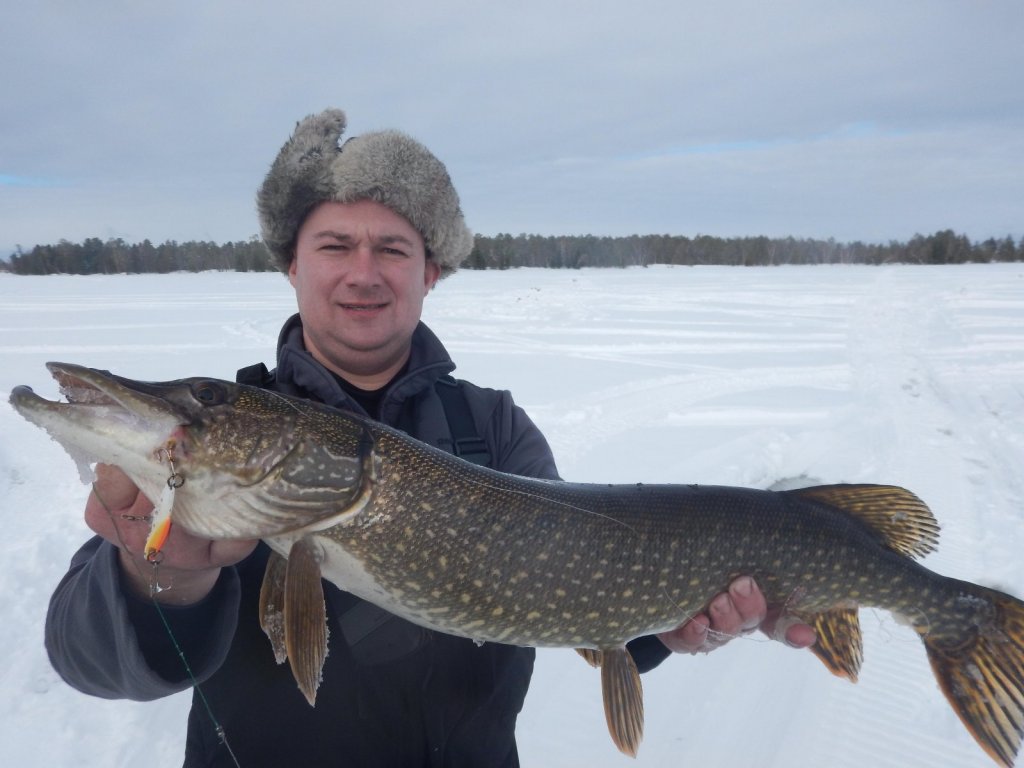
{"left": 9, "top": 362, "right": 374, "bottom": 539}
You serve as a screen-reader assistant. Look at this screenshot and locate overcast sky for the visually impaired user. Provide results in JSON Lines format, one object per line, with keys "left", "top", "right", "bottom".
{"left": 3, "top": 0, "right": 1022, "bottom": 257}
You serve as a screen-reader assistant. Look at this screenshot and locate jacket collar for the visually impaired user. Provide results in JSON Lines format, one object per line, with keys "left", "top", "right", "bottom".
{"left": 274, "top": 313, "right": 456, "bottom": 417}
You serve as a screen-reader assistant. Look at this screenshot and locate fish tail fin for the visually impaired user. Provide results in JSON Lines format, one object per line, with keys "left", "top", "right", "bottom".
{"left": 924, "top": 586, "right": 1024, "bottom": 768}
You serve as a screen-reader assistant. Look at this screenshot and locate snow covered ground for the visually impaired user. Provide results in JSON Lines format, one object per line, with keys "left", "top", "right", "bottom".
{"left": 1, "top": 264, "right": 1022, "bottom": 767}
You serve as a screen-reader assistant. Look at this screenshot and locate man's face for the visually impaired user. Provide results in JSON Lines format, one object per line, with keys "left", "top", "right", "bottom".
{"left": 289, "top": 200, "right": 440, "bottom": 384}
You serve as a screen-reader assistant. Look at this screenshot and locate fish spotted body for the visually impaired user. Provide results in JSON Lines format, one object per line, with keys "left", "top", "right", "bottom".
{"left": 10, "top": 363, "right": 1024, "bottom": 766}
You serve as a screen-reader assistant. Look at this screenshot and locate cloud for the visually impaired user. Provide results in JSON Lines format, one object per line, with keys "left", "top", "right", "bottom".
{"left": 2, "top": 0, "right": 1021, "bottom": 255}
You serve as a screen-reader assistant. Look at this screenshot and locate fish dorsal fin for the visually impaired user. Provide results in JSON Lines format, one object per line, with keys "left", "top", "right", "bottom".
{"left": 258, "top": 549, "right": 289, "bottom": 664}
{"left": 806, "top": 607, "right": 863, "bottom": 682}
{"left": 600, "top": 647, "right": 644, "bottom": 757}
{"left": 790, "top": 484, "right": 939, "bottom": 559}
{"left": 284, "top": 537, "right": 329, "bottom": 706}
{"left": 576, "top": 648, "right": 602, "bottom": 668}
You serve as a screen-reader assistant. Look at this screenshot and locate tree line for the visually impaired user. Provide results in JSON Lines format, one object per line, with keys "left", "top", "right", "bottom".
{"left": 3, "top": 237, "right": 274, "bottom": 275}
{"left": 466, "top": 230, "right": 1022, "bottom": 268}
{"left": 3, "top": 229, "right": 1021, "bottom": 275}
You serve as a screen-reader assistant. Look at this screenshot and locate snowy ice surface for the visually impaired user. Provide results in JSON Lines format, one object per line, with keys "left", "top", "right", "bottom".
{"left": 1, "top": 265, "right": 1022, "bottom": 767}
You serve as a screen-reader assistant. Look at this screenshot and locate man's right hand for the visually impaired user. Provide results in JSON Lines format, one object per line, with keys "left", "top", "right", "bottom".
{"left": 86, "top": 464, "right": 258, "bottom": 605}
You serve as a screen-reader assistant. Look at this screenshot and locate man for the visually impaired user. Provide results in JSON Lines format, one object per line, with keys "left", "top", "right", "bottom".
{"left": 46, "top": 109, "right": 814, "bottom": 767}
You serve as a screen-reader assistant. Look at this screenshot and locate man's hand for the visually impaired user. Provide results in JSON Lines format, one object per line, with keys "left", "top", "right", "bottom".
{"left": 657, "top": 575, "right": 816, "bottom": 654}
{"left": 85, "top": 464, "right": 258, "bottom": 605}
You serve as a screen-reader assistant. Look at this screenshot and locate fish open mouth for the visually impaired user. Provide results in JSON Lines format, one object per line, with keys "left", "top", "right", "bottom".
{"left": 9, "top": 363, "right": 190, "bottom": 486}
{"left": 10, "top": 364, "right": 122, "bottom": 421}
{"left": 44, "top": 362, "right": 170, "bottom": 412}
{"left": 51, "top": 365, "right": 123, "bottom": 407}
{"left": 27, "top": 362, "right": 194, "bottom": 426}
{"left": 11, "top": 362, "right": 172, "bottom": 415}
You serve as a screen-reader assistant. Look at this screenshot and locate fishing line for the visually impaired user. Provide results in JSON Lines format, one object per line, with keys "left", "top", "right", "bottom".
{"left": 452, "top": 470, "right": 645, "bottom": 535}
{"left": 263, "top": 388, "right": 309, "bottom": 416}
{"left": 91, "top": 483, "right": 243, "bottom": 768}
{"left": 373, "top": 407, "right": 749, "bottom": 648}
{"left": 454, "top": 467, "right": 814, "bottom": 650}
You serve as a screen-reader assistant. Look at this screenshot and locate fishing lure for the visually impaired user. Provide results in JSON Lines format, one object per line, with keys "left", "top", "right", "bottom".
{"left": 145, "top": 441, "right": 183, "bottom": 562}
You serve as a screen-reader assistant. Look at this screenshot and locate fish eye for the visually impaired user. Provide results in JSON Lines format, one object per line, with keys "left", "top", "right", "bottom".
{"left": 192, "top": 381, "right": 225, "bottom": 405}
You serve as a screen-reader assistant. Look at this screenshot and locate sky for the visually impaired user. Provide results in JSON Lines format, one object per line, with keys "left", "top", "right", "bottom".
{"left": 2, "top": 0, "right": 1022, "bottom": 258}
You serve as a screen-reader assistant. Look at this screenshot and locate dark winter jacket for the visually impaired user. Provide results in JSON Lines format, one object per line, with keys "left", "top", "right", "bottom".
{"left": 46, "top": 315, "right": 670, "bottom": 767}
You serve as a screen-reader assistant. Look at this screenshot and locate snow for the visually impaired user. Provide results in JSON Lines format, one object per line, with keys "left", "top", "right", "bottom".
{"left": 1, "top": 264, "right": 1023, "bottom": 767}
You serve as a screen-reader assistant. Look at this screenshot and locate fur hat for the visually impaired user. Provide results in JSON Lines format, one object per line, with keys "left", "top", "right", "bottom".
{"left": 257, "top": 108, "right": 473, "bottom": 277}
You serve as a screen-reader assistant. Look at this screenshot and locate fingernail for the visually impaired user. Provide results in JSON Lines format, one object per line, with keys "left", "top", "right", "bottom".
{"left": 784, "top": 622, "right": 816, "bottom": 648}
{"left": 733, "top": 576, "right": 753, "bottom": 597}
{"left": 774, "top": 617, "right": 802, "bottom": 647}
{"left": 710, "top": 593, "right": 730, "bottom": 616}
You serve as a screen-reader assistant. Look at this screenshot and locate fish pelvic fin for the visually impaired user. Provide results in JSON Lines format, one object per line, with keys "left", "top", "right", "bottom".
{"left": 789, "top": 484, "right": 939, "bottom": 559}
{"left": 576, "top": 648, "right": 602, "bottom": 668}
{"left": 925, "top": 588, "right": 1024, "bottom": 768}
{"left": 599, "top": 647, "right": 644, "bottom": 758}
{"left": 283, "top": 537, "right": 329, "bottom": 707}
{"left": 806, "top": 607, "right": 863, "bottom": 682}
{"left": 258, "top": 550, "right": 289, "bottom": 664}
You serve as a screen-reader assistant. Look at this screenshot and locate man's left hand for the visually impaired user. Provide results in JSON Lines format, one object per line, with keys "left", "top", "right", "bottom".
{"left": 657, "top": 576, "right": 817, "bottom": 654}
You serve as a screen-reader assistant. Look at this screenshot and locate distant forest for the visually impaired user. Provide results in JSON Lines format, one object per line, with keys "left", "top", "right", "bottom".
{"left": 3, "top": 229, "right": 1022, "bottom": 275}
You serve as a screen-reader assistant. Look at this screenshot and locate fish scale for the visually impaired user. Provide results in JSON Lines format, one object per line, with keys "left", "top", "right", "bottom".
{"left": 332, "top": 446, "right": 937, "bottom": 649}
{"left": 9, "top": 362, "right": 1024, "bottom": 766}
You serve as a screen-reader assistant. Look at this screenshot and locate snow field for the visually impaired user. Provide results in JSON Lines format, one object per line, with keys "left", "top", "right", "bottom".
{"left": 1, "top": 264, "right": 1022, "bottom": 766}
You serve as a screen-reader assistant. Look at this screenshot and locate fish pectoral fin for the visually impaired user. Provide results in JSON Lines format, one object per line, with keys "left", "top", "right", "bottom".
{"left": 600, "top": 647, "right": 644, "bottom": 758}
{"left": 283, "top": 537, "right": 329, "bottom": 707}
{"left": 807, "top": 607, "right": 863, "bottom": 682}
{"left": 258, "top": 549, "right": 289, "bottom": 664}
{"left": 576, "top": 648, "right": 603, "bottom": 668}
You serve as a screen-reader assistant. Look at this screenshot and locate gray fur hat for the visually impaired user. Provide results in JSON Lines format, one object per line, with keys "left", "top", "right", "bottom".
{"left": 257, "top": 108, "right": 473, "bottom": 277}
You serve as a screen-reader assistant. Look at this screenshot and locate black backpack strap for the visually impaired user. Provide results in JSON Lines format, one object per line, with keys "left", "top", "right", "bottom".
{"left": 236, "top": 362, "right": 272, "bottom": 387}
{"left": 435, "top": 375, "right": 491, "bottom": 467}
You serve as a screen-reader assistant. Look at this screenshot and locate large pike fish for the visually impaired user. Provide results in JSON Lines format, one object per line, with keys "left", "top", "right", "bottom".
{"left": 10, "top": 363, "right": 1024, "bottom": 766}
